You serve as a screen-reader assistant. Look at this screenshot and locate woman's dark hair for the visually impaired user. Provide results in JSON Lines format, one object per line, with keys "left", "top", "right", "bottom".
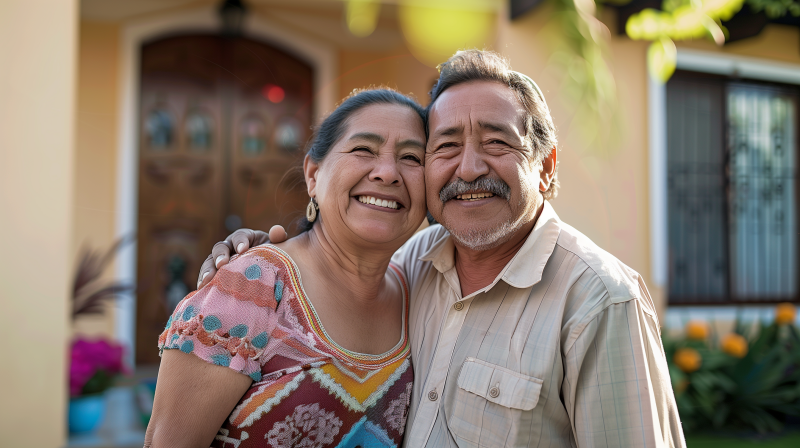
{"left": 427, "top": 50, "right": 559, "bottom": 200}
{"left": 297, "top": 88, "right": 426, "bottom": 232}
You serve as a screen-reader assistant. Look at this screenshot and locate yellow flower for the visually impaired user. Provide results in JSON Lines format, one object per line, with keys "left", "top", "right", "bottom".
{"left": 674, "top": 348, "right": 702, "bottom": 373}
{"left": 721, "top": 333, "right": 748, "bottom": 358}
{"left": 775, "top": 303, "right": 797, "bottom": 326}
{"left": 685, "top": 320, "right": 709, "bottom": 340}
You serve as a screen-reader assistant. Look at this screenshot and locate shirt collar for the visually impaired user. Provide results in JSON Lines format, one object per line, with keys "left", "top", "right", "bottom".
{"left": 418, "top": 226, "right": 457, "bottom": 274}
{"left": 502, "top": 201, "right": 561, "bottom": 288}
{"left": 419, "top": 201, "right": 562, "bottom": 290}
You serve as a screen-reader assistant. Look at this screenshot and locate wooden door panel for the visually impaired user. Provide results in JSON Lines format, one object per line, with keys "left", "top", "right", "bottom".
{"left": 137, "top": 36, "right": 226, "bottom": 365}
{"left": 227, "top": 38, "right": 313, "bottom": 235}
{"left": 136, "top": 35, "right": 313, "bottom": 365}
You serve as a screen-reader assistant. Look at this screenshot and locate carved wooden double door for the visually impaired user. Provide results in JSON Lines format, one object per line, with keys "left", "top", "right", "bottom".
{"left": 136, "top": 35, "right": 313, "bottom": 365}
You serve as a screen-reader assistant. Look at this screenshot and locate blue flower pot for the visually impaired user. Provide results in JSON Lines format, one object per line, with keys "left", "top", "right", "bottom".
{"left": 68, "top": 395, "right": 105, "bottom": 433}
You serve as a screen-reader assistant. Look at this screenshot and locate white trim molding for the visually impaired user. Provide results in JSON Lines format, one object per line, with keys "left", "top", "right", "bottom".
{"left": 114, "top": 6, "right": 337, "bottom": 367}
{"left": 650, "top": 49, "right": 800, "bottom": 328}
{"left": 648, "top": 76, "right": 668, "bottom": 288}
{"left": 665, "top": 305, "right": 800, "bottom": 328}
{"left": 676, "top": 49, "right": 800, "bottom": 85}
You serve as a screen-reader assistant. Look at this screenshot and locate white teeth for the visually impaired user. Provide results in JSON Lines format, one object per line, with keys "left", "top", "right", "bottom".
{"left": 357, "top": 196, "right": 398, "bottom": 210}
{"left": 456, "top": 192, "right": 495, "bottom": 201}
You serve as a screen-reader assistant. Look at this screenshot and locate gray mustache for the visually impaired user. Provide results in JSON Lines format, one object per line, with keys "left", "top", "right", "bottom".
{"left": 439, "top": 177, "right": 511, "bottom": 203}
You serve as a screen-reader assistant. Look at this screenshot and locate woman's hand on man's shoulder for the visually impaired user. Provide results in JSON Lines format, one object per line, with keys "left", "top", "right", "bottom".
{"left": 197, "top": 226, "right": 288, "bottom": 289}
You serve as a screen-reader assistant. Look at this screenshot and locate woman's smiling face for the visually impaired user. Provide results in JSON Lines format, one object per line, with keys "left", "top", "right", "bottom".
{"left": 305, "top": 103, "right": 427, "bottom": 249}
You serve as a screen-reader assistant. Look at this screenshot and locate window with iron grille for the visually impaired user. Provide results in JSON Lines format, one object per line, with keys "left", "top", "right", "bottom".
{"left": 667, "top": 71, "right": 799, "bottom": 305}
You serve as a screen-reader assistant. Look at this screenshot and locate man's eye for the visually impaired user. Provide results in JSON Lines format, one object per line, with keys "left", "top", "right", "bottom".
{"left": 488, "top": 139, "right": 507, "bottom": 145}
{"left": 351, "top": 146, "right": 372, "bottom": 153}
{"left": 436, "top": 142, "right": 457, "bottom": 151}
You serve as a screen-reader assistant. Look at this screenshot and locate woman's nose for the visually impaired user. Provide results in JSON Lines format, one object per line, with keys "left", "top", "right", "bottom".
{"left": 369, "top": 155, "right": 402, "bottom": 185}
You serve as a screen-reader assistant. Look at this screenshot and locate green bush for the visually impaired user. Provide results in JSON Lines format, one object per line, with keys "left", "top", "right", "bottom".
{"left": 665, "top": 305, "right": 800, "bottom": 434}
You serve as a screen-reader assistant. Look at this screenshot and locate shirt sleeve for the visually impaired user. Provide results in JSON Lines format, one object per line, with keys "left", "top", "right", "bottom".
{"left": 562, "top": 278, "right": 686, "bottom": 448}
{"left": 158, "top": 250, "right": 283, "bottom": 381}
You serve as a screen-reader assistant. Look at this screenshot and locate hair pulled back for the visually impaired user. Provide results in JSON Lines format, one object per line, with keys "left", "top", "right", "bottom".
{"left": 297, "top": 88, "right": 425, "bottom": 232}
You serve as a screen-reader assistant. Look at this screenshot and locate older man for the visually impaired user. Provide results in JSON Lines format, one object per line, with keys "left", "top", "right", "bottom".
{"left": 200, "top": 50, "right": 685, "bottom": 447}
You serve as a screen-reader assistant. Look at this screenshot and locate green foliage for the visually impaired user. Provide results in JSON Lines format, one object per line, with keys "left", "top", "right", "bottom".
{"left": 80, "top": 370, "right": 116, "bottom": 396}
{"left": 72, "top": 235, "right": 135, "bottom": 319}
{"left": 747, "top": 0, "right": 800, "bottom": 18}
{"left": 648, "top": 38, "right": 677, "bottom": 82}
{"left": 625, "top": 0, "right": 746, "bottom": 81}
{"left": 665, "top": 321, "right": 800, "bottom": 434}
{"left": 624, "top": 0, "right": 800, "bottom": 81}
{"left": 686, "top": 431, "right": 800, "bottom": 447}
{"left": 662, "top": 0, "right": 692, "bottom": 12}
{"left": 548, "top": 0, "right": 622, "bottom": 150}
{"left": 626, "top": 0, "right": 743, "bottom": 42}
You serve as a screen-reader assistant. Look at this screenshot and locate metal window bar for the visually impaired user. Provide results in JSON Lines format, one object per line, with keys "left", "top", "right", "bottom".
{"left": 667, "top": 75, "right": 729, "bottom": 303}
{"left": 666, "top": 72, "right": 800, "bottom": 305}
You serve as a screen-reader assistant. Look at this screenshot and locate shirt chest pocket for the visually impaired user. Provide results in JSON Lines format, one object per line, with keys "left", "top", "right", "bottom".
{"left": 449, "top": 358, "right": 544, "bottom": 447}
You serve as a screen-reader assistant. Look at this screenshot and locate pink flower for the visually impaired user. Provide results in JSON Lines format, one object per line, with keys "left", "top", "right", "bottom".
{"left": 69, "top": 357, "right": 95, "bottom": 396}
{"left": 69, "top": 338, "right": 127, "bottom": 397}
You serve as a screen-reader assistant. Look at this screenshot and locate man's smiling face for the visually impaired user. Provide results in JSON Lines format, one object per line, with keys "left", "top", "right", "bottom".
{"left": 425, "top": 80, "right": 544, "bottom": 251}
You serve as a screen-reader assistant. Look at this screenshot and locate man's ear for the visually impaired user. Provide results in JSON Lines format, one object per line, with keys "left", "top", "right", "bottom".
{"left": 539, "top": 146, "right": 557, "bottom": 192}
{"left": 303, "top": 154, "right": 320, "bottom": 198}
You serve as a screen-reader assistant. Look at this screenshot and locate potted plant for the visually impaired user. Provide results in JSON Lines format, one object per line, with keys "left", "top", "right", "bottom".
{"left": 68, "top": 338, "right": 127, "bottom": 433}
{"left": 68, "top": 236, "right": 135, "bottom": 433}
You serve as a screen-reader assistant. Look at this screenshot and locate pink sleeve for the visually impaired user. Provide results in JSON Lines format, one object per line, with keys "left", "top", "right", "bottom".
{"left": 157, "top": 251, "right": 283, "bottom": 381}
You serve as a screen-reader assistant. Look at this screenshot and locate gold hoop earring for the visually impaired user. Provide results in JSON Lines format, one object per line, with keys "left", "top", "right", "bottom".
{"left": 306, "top": 197, "right": 319, "bottom": 223}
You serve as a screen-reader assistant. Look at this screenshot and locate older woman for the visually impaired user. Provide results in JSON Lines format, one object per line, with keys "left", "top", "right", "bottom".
{"left": 145, "top": 89, "right": 428, "bottom": 448}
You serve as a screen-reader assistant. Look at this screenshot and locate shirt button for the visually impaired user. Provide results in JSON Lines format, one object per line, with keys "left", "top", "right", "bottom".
{"left": 489, "top": 386, "right": 500, "bottom": 398}
{"left": 428, "top": 390, "right": 438, "bottom": 401}
{"left": 454, "top": 301, "right": 464, "bottom": 311}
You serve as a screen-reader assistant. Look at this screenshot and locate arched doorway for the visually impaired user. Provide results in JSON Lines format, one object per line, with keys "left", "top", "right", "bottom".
{"left": 135, "top": 34, "right": 313, "bottom": 365}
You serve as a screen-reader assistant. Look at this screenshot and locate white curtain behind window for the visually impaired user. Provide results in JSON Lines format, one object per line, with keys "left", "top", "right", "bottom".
{"left": 728, "top": 85, "right": 797, "bottom": 300}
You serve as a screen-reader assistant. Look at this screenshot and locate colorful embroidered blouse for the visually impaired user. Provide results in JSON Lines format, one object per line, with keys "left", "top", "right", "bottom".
{"left": 158, "top": 245, "right": 413, "bottom": 448}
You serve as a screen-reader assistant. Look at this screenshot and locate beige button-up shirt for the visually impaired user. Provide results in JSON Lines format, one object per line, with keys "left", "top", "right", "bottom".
{"left": 392, "top": 202, "right": 685, "bottom": 448}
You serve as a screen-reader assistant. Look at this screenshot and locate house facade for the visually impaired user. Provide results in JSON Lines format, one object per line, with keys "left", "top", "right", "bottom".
{"left": 1, "top": 0, "right": 798, "bottom": 445}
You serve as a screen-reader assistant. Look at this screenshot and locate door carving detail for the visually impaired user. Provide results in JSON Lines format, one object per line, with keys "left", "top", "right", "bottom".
{"left": 136, "top": 35, "right": 313, "bottom": 365}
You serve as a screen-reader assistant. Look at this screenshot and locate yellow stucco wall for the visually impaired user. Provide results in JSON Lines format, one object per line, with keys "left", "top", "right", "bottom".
{"left": 338, "top": 48, "right": 438, "bottom": 105}
{"left": 678, "top": 23, "right": 800, "bottom": 64}
{"left": 0, "top": 0, "right": 78, "bottom": 445}
{"left": 72, "top": 21, "right": 121, "bottom": 339}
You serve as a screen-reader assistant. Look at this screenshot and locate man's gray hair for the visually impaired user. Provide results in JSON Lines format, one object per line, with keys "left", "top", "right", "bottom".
{"left": 427, "top": 50, "right": 559, "bottom": 200}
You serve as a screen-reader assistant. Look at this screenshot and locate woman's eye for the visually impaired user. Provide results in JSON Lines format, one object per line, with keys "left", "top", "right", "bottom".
{"left": 402, "top": 154, "right": 422, "bottom": 163}
{"left": 351, "top": 146, "right": 372, "bottom": 153}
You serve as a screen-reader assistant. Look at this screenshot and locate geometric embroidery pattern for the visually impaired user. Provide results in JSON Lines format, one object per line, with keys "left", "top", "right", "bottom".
{"left": 230, "top": 372, "right": 307, "bottom": 428}
{"left": 309, "top": 358, "right": 410, "bottom": 412}
{"left": 159, "top": 245, "right": 413, "bottom": 448}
